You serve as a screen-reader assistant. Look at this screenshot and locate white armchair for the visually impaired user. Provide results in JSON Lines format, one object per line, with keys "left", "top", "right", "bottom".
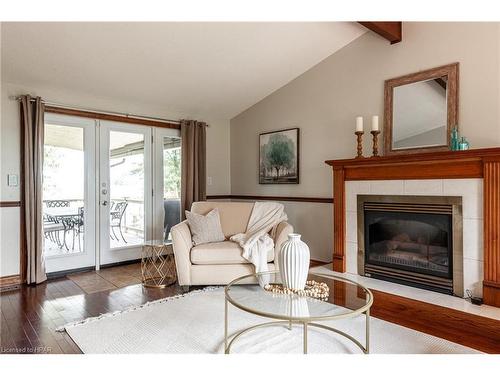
{"left": 171, "top": 201, "right": 293, "bottom": 287}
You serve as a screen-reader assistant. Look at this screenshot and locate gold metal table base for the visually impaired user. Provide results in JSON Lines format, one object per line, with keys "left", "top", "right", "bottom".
{"left": 141, "top": 242, "right": 177, "bottom": 288}
{"left": 142, "top": 276, "right": 177, "bottom": 289}
{"left": 224, "top": 315, "right": 370, "bottom": 354}
{"left": 224, "top": 271, "right": 372, "bottom": 354}
{"left": 224, "top": 296, "right": 370, "bottom": 354}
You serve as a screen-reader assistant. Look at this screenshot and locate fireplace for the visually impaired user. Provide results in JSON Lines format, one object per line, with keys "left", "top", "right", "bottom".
{"left": 357, "top": 195, "right": 463, "bottom": 296}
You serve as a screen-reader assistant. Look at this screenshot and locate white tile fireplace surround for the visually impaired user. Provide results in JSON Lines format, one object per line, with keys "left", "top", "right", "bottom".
{"left": 345, "top": 179, "right": 483, "bottom": 298}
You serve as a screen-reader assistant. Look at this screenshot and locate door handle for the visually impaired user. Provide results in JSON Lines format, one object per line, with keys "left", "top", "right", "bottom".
{"left": 102, "top": 200, "right": 108, "bottom": 206}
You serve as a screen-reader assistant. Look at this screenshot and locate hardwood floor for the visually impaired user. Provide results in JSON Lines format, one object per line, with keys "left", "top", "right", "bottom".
{"left": 0, "top": 264, "right": 186, "bottom": 354}
{"left": 67, "top": 263, "right": 143, "bottom": 293}
{"left": 1, "top": 263, "right": 498, "bottom": 354}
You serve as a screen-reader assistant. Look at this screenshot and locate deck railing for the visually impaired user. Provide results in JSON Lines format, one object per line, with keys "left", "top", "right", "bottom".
{"left": 43, "top": 197, "right": 180, "bottom": 236}
{"left": 43, "top": 198, "right": 143, "bottom": 234}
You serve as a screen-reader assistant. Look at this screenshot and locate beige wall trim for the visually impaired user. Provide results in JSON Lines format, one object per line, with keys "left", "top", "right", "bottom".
{"left": 207, "top": 195, "right": 333, "bottom": 204}
{"left": 0, "top": 201, "right": 21, "bottom": 208}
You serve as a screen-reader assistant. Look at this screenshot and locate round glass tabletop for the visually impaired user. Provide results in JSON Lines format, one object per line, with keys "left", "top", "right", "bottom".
{"left": 141, "top": 240, "right": 174, "bottom": 254}
{"left": 225, "top": 271, "right": 373, "bottom": 322}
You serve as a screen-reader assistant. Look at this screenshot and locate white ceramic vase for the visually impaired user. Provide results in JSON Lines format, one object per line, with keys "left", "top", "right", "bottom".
{"left": 278, "top": 233, "right": 310, "bottom": 290}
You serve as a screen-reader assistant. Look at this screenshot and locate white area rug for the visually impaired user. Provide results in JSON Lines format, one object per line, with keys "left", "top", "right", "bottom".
{"left": 60, "top": 287, "right": 479, "bottom": 354}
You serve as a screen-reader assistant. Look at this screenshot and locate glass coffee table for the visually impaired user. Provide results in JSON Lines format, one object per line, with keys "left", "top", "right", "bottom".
{"left": 224, "top": 271, "right": 373, "bottom": 354}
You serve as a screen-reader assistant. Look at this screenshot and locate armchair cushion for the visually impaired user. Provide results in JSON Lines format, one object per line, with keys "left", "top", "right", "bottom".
{"left": 191, "top": 201, "right": 253, "bottom": 237}
{"left": 191, "top": 241, "right": 274, "bottom": 265}
{"left": 185, "top": 208, "right": 225, "bottom": 245}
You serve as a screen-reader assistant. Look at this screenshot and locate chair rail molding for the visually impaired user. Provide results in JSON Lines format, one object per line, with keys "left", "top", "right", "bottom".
{"left": 0, "top": 201, "right": 21, "bottom": 207}
{"left": 325, "top": 147, "right": 500, "bottom": 307}
{"left": 206, "top": 195, "right": 333, "bottom": 204}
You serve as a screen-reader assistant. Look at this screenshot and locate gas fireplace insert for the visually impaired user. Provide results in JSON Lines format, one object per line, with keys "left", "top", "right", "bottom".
{"left": 357, "top": 195, "right": 463, "bottom": 296}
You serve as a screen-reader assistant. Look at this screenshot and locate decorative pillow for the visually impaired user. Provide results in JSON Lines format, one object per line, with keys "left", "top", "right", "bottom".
{"left": 185, "top": 208, "right": 225, "bottom": 246}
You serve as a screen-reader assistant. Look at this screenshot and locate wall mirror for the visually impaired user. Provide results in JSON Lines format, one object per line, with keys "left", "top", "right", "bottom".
{"left": 383, "top": 63, "right": 459, "bottom": 155}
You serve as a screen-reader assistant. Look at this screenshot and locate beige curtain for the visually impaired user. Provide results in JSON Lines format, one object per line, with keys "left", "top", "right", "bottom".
{"left": 20, "top": 95, "right": 47, "bottom": 284}
{"left": 180, "top": 120, "right": 207, "bottom": 218}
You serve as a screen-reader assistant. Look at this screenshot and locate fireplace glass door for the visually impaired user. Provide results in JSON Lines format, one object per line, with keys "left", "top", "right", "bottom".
{"left": 364, "top": 210, "right": 452, "bottom": 280}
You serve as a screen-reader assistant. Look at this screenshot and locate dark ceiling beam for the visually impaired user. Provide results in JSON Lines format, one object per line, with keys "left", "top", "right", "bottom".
{"left": 358, "top": 22, "right": 402, "bottom": 44}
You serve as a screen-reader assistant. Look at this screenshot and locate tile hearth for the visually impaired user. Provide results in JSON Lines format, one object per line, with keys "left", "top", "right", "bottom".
{"left": 312, "top": 264, "right": 500, "bottom": 321}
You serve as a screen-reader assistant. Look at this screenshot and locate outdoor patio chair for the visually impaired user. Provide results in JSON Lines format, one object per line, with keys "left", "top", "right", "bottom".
{"left": 59, "top": 217, "right": 76, "bottom": 252}
{"left": 43, "top": 200, "right": 70, "bottom": 225}
{"left": 163, "top": 198, "right": 180, "bottom": 241}
{"left": 110, "top": 201, "right": 128, "bottom": 243}
{"left": 71, "top": 207, "right": 84, "bottom": 252}
{"left": 43, "top": 222, "right": 65, "bottom": 248}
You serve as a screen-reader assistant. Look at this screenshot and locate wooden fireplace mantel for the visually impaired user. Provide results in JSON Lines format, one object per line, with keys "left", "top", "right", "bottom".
{"left": 325, "top": 147, "right": 500, "bottom": 307}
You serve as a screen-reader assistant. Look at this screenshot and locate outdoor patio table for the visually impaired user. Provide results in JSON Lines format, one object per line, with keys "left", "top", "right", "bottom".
{"left": 44, "top": 207, "right": 81, "bottom": 250}
{"left": 44, "top": 207, "right": 80, "bottom": 219}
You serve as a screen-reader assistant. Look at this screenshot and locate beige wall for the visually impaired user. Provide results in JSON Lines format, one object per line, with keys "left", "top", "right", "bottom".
{"left": 0, "top": 81, "right": 231, "bottom": 276}
{"left": 230, "top": 22, "right": 500, "bottom": 262}
{"left": 2, "top": 22, "right": 500, "bottom": 273}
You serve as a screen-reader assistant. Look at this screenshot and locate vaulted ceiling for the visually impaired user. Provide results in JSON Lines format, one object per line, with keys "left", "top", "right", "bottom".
{"left": 1, "top": 22, "right": 366, "bottom": 119}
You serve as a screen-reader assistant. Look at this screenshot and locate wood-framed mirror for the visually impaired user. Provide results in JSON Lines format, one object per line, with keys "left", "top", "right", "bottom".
{"left": 383, "top": 63, "right": 459, "bottom": 155}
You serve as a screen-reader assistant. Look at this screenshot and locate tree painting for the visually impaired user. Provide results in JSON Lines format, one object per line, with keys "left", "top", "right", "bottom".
{"left": 259, "top": 128, "right": 299, "bottom": 184}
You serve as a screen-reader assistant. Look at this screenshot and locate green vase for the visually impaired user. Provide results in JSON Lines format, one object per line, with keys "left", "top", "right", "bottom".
{"left": 450, "top": 127, "right": 459, "bottom": 151}
{"left": 458, "top": 137, "right": 470, "bottom": 150}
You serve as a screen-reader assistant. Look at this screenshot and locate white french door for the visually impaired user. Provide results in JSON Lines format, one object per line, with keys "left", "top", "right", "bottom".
{"left": 98, "top": 121, "right": 153, "bottom": 265}
{"left": 44, "top": 114, "right": 180, "bottom": 273}
{"left": 44, "top": 114, "right": 97, "bottom": 273}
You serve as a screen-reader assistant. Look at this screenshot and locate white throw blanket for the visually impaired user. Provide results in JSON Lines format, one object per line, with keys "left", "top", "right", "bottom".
{"left": 230, "top": 201, "right": 287, "bottom": 277}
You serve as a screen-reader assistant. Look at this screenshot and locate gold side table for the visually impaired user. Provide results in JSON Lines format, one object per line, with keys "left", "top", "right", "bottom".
{"left": 141, "top": 240, "right": 177, "bottom": 288}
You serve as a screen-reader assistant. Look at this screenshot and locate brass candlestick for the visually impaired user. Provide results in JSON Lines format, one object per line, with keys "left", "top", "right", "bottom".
{"left": 355, "top": 131, "right": 364, "bottom": 158}
{"left": 371, "top": 130, "right": 381, "bottom": 157}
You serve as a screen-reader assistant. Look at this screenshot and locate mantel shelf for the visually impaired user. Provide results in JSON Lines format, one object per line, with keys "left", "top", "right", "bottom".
{"left": 325, "top": 147, "right": 500, "bottom": 181}
{"left": 325, "top": 146, "right": 500, "bottom": 307}
{"left": 326, "top": 147, "right": 500, "bottom": 167}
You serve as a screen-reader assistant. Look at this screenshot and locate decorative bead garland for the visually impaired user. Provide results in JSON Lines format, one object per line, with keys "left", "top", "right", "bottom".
{"left": 264, "top": 280, "right": 330, "bottom": 301}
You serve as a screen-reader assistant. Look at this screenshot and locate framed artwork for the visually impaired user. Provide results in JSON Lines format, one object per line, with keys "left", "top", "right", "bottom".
{"left": 259, "top": 128, "right": 299, "bottom": 184}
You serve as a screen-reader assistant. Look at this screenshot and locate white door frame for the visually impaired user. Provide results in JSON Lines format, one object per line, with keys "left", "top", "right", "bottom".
{"left": 44, "top": 114, "right": 97, "bottom": 273}
{"left": 44, "top": 115, "right": 174, "bottom": 272}
{"left": 98, "top": 120, "right": 153, "bottom": 266}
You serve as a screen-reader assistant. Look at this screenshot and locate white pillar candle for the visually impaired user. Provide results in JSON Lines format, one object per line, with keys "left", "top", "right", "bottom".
{"left": 356, "top": 116, "right": 363, "bottom": 132}
{"left": 372, "top": 115, "right": 379, "bottom": 131}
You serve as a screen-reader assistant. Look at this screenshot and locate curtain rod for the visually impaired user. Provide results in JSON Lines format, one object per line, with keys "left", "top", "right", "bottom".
{"left": 9, "top": 95, "right": 184, "bottom": 125}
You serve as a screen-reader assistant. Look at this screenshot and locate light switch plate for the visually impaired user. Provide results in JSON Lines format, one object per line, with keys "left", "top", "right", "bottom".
{"left": 7, "top": 174, "right": 19, "bottom": 187}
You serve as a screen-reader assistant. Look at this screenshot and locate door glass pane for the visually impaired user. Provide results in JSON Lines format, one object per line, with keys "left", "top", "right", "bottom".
{"left": 43, "top": 124, "right": 85, "bottom": 256}
{"left": 109, "top": 131, "right": 145, "bottom": 248}
{"left": 163, "top": 137, "right": 181, "bottom": 242}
